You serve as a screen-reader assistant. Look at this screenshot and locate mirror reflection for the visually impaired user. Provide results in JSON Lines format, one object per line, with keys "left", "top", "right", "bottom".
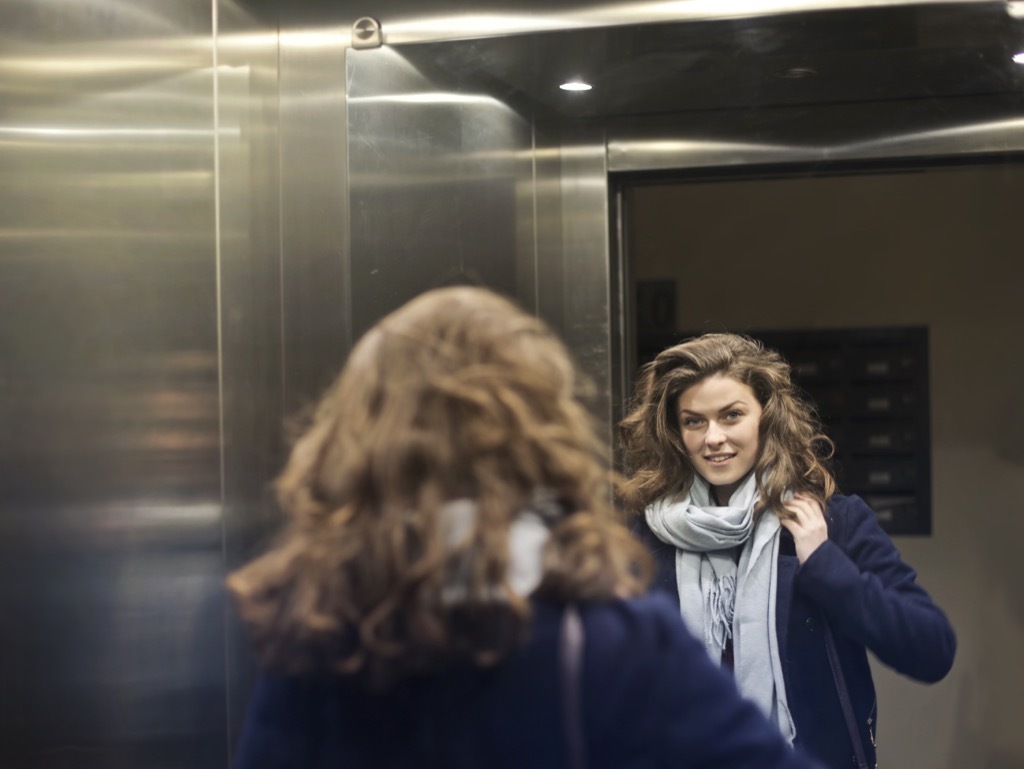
{"left": 345, "top": 6, "right": 1023, "bottom": 768}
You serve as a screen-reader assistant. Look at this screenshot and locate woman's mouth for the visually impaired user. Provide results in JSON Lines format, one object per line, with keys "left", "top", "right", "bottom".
{"left": 704, "top": 453, "right": 736, "bottom": 466}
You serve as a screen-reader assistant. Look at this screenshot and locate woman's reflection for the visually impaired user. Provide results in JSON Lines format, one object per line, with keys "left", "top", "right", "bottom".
{"left": 621, "top": 333, "right": 955, "bottom": 769}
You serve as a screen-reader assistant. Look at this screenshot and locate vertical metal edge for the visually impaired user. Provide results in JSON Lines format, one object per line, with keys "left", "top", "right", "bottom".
{"left": 216, "top": 0, "right": 286, "bottom": 756}
{"left": 210, "top": 4, "right": 232, "bottom": 765}
{"left": 607, "top": 179, "right": 632, "bottom": 467}
{"left": 534, "top": 122, "right": 615, "bottom": 447}
{"left": 340, "top": 46, "right": 354, "bottom": 355}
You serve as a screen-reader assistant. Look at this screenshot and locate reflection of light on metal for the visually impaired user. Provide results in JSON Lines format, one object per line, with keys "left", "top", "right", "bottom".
{"left": 0, "top": 227, "right": 212, "bottom": 241}
{"left": 782, "top": 66, "right": 817, "bottom": 79}
{"left": 0, "top": 55, "right": 193, "bottom": 76}
{"left": 1008, "top": 1, "right": 1024, "bottom": 20}
{"left": 280, "top": 29, "right": 347, "bottom": 49}
{"left": 0, "top": 126, "right": 238, "bottom": 139}
{"left": 1013, "top": 52, "right": 1024, "bottom": 64}
{"left": 378, "top": 2, "right": 942, "bottom": 45}
{"left": 134, "top": 431, "right": 221, "bottom": 451}
{"left": 217, "top": 32, "right": 279, "bottom": 49}
{"left": 840, "top": 116, "right": 1024, "bottom": 152}
{"left": 97, "top": 503, "right": 223, "bottom": 530}
{"left": 384, "top": 14, "right": 587, "bottom": 43}
{"left": 608, "top": 117, "right": 1024, "bottom": 173}
{"left": 615, "top": 139, "right": 800, "bottom": 155}
{"left": 22, "top": 171, "right": 214, "bottom": 191}
{"left": 531, "top": 145, "right": 608, "bottom": 161}
{"left": 348, "top": 92, "right": 506, "bottom": 106}
{"left": 559, "top": 81, "right": 593, "bottom": 91}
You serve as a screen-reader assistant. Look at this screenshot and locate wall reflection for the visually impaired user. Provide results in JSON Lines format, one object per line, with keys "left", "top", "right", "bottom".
{"left": 0, "top": 0, "right": 279, "bottom": 766}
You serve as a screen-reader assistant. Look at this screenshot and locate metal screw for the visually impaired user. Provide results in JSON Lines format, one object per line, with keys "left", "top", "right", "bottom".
{"left": 351, "top": 17, "right": 382, "bottom": 49}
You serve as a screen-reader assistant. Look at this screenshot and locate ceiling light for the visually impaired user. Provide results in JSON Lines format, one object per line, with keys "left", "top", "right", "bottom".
{"left": 1013, "top": 52, "right": 1024, "bottom": 64}
{"left": 781, "top": 66, "right": 817, "bottom": 79}
{"left": 559, "top": 81, "right": 592, "bottom": 91}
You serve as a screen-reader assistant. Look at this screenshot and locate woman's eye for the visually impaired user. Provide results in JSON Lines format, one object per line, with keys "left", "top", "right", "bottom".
{"left": 682, "top": 417, "right": 702, "bottom": 428}
{"left": 724, "top": 411, "right": 742, "bottom": 421}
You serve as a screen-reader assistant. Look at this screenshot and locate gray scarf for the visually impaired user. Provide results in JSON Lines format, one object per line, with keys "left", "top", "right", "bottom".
{"left": 645, "top": 473, "right": 795, "bottom": 744}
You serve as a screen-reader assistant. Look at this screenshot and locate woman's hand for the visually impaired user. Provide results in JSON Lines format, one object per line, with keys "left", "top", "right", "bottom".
{"left": 779, "top": 494, "right": 828, "bottom": 564}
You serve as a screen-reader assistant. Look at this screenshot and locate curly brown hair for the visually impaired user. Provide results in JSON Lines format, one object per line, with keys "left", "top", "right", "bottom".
{"left": 228, "top": 286, "right": 650, "bottom": 689}
{"left": 619, "top": 333, "right": 835, "bottom": 518}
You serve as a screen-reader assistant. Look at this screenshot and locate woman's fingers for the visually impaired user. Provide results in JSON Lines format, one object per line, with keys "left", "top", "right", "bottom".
{"left": 781, "top": 495, "right": 829, "bottom": 563}
{"left": 781, "top": 496, "right": 826, "bottom": 537}
{"left": 783, "top": 498, "right": 813, "bottom": 522}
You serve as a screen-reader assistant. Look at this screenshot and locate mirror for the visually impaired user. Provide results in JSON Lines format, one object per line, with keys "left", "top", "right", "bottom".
{"left": 343, "top": 5, "right": 1024, "bottom": 767}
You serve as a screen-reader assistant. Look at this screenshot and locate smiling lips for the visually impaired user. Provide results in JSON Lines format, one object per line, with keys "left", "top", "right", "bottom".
{"left": 704, "top": 453, "right": 736, "bottom": 465}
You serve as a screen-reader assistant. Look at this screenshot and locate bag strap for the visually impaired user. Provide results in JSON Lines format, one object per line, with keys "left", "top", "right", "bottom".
{"left": 559, "top": 604, "right": 586, "bottom": 769}
{"left": 822, "top": 615, "right": 871, "bottom": 769}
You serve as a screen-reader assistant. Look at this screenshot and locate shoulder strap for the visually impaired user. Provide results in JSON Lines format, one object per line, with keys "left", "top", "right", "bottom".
{"left": 559, "top": 604, "right": 586, "bottom": 769}
{"left": 822, "top": 615, "right": 871, "bottom": 769}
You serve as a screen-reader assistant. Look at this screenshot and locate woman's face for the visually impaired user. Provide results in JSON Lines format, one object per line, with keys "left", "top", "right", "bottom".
{"left": 676, "top": 374, "right": 763, "bottom": 505}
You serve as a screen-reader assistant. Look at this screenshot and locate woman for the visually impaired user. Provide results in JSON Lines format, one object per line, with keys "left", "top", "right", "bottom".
{"left": 229, "top": 288, "right": 825, "bottom": 769}
{"left": 620, "top": 332, "right": 956, "bottom": 769}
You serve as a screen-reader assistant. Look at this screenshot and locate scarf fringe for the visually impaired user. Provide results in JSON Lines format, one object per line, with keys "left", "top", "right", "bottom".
{"left": 706, "top": 574, "right": 736, "bottom": 650}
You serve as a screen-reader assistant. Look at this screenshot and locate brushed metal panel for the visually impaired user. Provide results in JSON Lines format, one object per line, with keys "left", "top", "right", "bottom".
{"left": 606, "top": 96, "right": 1024, "bottom": 172}
{"left": 218, "top": 0, "right": 1007, "bottom": 46}
{"left": 0, "top": 1, "right": 226, "bottom": 767}
{"left": 533, "top": 126, "right": 615, "bottom": 444}
{"left": 374, "top": 0, "right": 1003, "bottom": 45}
{"left": 215, "top": 1, "right": 285, "bottom": 752}
{"left": 278, "top": 14, "right": 351, "bottom": 414}
{"left": 346, "top": 45, "right": 534, "bottom": 338}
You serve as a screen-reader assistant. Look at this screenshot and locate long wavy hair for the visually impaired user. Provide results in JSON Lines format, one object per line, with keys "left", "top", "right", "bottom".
{"left": 229, "top": 286, "right": 649, "bottom": 689}
{"left": 619, "top": 333, "right": 835, "bottom": 517}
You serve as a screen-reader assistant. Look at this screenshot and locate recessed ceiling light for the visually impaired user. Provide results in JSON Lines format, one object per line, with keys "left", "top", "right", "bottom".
{"left": 781, "top": 66, "right": 817, "bottom": 79}
{"left": 559, "top": 81, "right": 592, "bottom": 91}
{"left": 1013, "top": 52, "right": 1024, "bottom": 64}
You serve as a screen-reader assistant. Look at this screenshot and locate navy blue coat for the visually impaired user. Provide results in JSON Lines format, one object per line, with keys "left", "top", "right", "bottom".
{"left": 635, "top": 494, "right": 957, "bottom": 769}
{"left": 233, "top": 594, "right": 828, "bottom": 769}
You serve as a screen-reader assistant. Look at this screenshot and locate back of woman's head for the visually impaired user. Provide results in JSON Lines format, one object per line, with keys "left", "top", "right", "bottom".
{"left": 619, "top": 332, "right": 834, "bottom": 516}
{"left": 307, "top": 286, "right": 594, "bottom": 512}
{"left": 229, "top": 286, "right": 649, "bottom": 688}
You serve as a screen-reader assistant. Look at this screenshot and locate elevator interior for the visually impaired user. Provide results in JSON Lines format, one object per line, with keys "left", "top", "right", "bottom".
{"left": 2, "top": 2, "right": 1023, "bottom": 768}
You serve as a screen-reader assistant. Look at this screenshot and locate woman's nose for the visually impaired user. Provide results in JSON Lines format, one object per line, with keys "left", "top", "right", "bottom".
{"left": 705, "top": 421, "right": 726, "bottom": 446}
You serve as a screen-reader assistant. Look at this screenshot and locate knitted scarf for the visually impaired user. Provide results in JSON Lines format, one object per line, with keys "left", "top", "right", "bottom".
{"left": 645, "top": 473, "right": 795, "bottom": 744}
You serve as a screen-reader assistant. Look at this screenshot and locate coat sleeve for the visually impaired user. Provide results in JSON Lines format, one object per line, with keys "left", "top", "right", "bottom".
{"left": 599, "top": 596, "right": 825, "bottom": 769}
{"left": 793, "top": 495, "right": 956, "bottom": 682}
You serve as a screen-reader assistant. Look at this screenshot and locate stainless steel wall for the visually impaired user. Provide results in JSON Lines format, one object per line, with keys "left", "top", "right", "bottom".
{"left": 0, "top": 0, "right": 364, "bottom": 761}
{"left": 215, "top": 0, "right": 285, "bottom": 747}
{"left": 346, "top": 45, "right": 534, "bottom": 336}
{"left": 0, "top": 2, "right": 224, "bottom": 766}
{"left": 343, "top": 45, "right": 626, "bottom": 440}
{"left": 533, "top": 126, "right": 618, "bottom": 443}
{"left": 0, "top": 0, "right": 284, "bottom": 766}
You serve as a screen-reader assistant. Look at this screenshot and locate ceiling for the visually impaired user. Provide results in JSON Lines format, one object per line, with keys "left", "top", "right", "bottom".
{"left": 395, "top": 3, "right": 1024, "bottom": 119}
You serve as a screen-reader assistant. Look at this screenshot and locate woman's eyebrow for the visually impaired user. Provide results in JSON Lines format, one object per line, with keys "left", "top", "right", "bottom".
{"left": 678, "top": 400, "right": 745, "bottom": 417}
{"left": 717, "top": 400, "right": 745, "bottom": 412}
